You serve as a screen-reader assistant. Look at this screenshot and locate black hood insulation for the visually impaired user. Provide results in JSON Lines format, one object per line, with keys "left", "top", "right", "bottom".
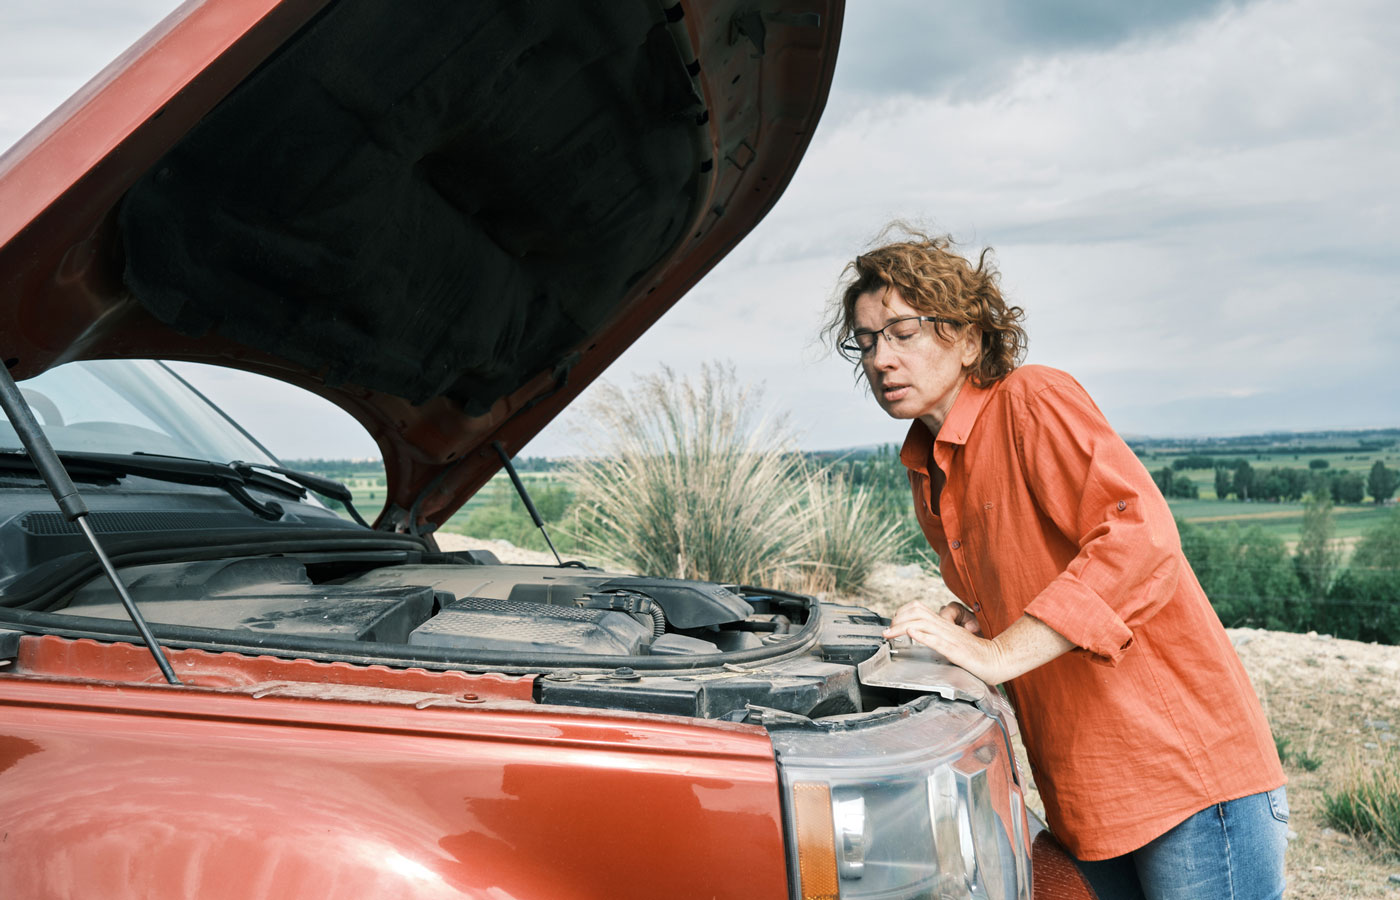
{"left": 120, "top": 0, "right": 706, "bottom": 411}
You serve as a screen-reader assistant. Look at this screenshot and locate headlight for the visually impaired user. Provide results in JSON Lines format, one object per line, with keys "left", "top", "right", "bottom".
{"left": 773, "top": 698, "right": 1030, "bottom": 900}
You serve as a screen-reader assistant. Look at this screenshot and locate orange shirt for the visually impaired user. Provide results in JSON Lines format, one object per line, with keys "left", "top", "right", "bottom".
{"left": 900, "top": 365, "right": 1283, "bottom": 860}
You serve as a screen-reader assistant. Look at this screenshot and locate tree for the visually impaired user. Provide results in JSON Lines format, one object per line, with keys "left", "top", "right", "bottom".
{"left": 1321, "top": 508, "right": 1400, "bottom": 644}
{"left": 1155, "top": 467, "right": 1175, "bottom": 498}
{"left": 1179, "top": 520, "right": 1303, "bottom": 630}
{"left": 1254, "top": 469, "right": 1287, "bottom": 502}
{"left": 1295, "top": 492, "right": 1340, "bottom": 595}
{"left": 1233, "top": 460, "right": 1254, "bottom": 501}
{"left": 1368, "top": 460, "right": 1397, "bottom": 504}
{"left": 1155, "top": 467, "right": 1198, "bottom": 499}
{"left": 1334, "top": 471, "right": 1366, "bottom": 504}
{"left": 1214, "top": 466, "right": 1232, "bottom": 500}
{"left": 1308, "top": 458, "right": 1330, "bottom": 470}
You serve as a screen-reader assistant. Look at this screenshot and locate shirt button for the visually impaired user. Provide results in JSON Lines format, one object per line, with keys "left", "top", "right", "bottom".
{"left": 971, "top": 602, "right": 981, "bottom": 612}
{"left": 950, "top": 539, "right": 961, "bottom": 550}
{"left": 1117, "top": 500, "right": 1127, "bottom": 511}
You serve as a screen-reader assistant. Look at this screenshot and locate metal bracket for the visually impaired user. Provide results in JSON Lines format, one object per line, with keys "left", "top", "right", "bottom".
{"left": 856, "top": 641, "right": 988, "bottom": 704}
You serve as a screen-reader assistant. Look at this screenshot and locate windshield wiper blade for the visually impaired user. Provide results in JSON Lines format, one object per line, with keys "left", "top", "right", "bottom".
{"left": 231, "top": 461, "right": 368, "bottom": 528}
{"left": 0, "top": 364, "right": 181, "bottom": 685}
{"left": 0, "top": 450, "right": 297, "bottom": 520}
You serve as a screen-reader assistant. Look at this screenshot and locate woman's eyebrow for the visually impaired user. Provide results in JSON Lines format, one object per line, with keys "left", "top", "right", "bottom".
{"left": 855, "top": 314, "right": 909, "bottom": 331}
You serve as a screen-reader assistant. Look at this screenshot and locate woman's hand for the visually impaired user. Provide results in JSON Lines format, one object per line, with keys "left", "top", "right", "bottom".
{"left": 883, "top": 602, "right": 1075, "bottom": 686}
{"left": 937, "top": 601, "right": 981, "bottom": 634}
{"left": 884, "top": 601, "right": 1008, "bottom": 683}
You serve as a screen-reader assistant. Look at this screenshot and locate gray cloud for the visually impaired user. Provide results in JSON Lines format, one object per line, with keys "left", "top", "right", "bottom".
{"left": 831, "top": 0, "right": 1246, "bottom": 102}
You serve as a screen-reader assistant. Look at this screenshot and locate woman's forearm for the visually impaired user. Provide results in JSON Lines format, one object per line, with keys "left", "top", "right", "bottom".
{"left": 884, "top": 605, "right": 1075, "bottom": 685}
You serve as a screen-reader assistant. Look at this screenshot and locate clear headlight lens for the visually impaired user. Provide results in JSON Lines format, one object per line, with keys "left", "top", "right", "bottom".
{"left": 773, "top": 700, "right": 1030, "bottom": 900}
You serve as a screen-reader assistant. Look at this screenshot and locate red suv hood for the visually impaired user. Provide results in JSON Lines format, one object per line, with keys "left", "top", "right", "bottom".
{"left": 0, "top": 0, "right": 841, "bottom": 531}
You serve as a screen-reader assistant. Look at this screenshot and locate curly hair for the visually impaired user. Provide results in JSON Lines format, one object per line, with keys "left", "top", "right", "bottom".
{"left": 825, "top": 226, "right": 1027, "bottom": 387}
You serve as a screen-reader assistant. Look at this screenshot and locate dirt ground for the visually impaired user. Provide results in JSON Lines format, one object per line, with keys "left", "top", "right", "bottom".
{"left": 439, "top": 535, "right": 1400, "bottom": 898}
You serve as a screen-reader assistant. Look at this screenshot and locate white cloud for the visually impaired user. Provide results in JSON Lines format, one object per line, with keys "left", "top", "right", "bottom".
{"left": 528, "top": 0, "right": 1399, "bottom": 455}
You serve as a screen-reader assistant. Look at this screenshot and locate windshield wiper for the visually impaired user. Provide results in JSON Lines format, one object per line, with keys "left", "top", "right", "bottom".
{"left": 230, "top": 461, "right": 368, "bottom": 528}
{"left": 0, "top": 450, "right": 304, "bottom": 521}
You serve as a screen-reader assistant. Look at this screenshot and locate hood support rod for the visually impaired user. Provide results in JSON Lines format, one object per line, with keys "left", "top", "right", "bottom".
{"left": 0, "top": 362, "right": 181, "bottom": 685}
{"left": 491, "top": 441, "right": 563, "bottom": 566}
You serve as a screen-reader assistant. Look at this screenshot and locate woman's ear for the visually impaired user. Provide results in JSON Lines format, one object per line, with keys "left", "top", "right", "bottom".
{"left": 960, "top": 325, "right": 983, "bottom": 369}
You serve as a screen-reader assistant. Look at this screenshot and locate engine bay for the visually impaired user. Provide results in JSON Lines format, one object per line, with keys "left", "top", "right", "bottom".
{"left": 34, "top": 548, "right": 901, "bottom": 721}
{"left": 59, "top": 554, "right": 801, "bottom": 658}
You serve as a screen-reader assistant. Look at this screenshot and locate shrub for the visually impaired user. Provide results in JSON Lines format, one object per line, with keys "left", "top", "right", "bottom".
{"left": 1295, "top": 492, "right": 1341, "bottom": 595}
{"left": 1178, "top": 520, "right": 1303, "bottom": 629}
{"left": 1321, "top": 751, "right": 1400, "bottom": 855}
{"left": 561, "top": 365, "right": 910, "bottom": 595}
{"left": 561, "top": 365, "right": 813, "bottom": 588}
{"left": 825, "top": 444, "right": 927, "bottom": 565}
{"left": 1318, "top": 508, "right": 1400, "bottom": 644}
{"left": 799, "top": 470, "right": 903, "bottom": 595}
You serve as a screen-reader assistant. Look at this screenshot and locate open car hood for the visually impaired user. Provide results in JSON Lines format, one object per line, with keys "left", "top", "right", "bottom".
{"left": 0, "top": 0, "right": 842, "bottom": 532}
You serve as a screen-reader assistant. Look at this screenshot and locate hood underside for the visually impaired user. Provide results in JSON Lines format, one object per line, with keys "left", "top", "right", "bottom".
{"left": 0, "top": 0, "right": 842, "bottom": 529}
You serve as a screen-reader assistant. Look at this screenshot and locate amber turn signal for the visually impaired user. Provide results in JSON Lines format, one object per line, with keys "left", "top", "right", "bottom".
{"left": 792, "top": 781, "right": 839, "bottom": 900}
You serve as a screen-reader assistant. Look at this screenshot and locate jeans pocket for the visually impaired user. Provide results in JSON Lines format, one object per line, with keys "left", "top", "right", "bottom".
{"left": 1267, "top": 786, "right": 1290, "bottom": 823}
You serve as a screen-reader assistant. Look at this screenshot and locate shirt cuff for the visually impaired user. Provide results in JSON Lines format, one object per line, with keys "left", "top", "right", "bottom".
{"left": 1023, "top": 574, "right": 1135, "bottom": 666}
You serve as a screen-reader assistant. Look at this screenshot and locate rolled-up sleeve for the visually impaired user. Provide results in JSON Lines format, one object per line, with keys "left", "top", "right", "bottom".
{"left": 1016, "top": 380, "right": 1182, "bottom": 665}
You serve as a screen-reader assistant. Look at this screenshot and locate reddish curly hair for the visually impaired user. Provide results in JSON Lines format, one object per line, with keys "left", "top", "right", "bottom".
{"left": 826, "top": 227, "right": 1027, "bottom": 387}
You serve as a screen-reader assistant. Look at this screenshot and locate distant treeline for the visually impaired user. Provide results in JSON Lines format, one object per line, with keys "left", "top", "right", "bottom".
{"left": 1127, "top": 427, "right": 1400, "bottom": 456}
{"left": 1151, "top": 458, "right": 1398, "bottom": 504}
{"left": 283, "top": 455, "right": 559, "bottom": 474}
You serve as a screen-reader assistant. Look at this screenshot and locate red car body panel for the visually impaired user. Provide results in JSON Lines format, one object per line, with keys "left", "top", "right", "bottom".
{"left": 0, "top": 637, "right": 789, "bottom": 899}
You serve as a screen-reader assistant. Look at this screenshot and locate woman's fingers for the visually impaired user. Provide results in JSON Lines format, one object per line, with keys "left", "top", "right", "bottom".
{"left": 889, "top": 602, "right": 937, "bottom": 627}
{"left": 937, "top": 602, "right": 982, "bottom": 634}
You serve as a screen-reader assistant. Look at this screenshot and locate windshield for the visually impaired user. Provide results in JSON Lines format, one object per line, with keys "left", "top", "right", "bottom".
{"left": 3, "top": 359, "right": 277, "bottom": 465}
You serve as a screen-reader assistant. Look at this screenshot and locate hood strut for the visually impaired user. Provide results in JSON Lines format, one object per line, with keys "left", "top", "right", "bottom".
{"left": 0, "top": 362, "right": 181, "bottom": 685}
{"left": 492, "top": 441, "right": 564, "bottom": 566}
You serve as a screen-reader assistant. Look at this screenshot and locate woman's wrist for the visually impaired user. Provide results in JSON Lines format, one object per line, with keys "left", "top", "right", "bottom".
{"left": 984, "top": 614, "right": 1075, "bottom": 684}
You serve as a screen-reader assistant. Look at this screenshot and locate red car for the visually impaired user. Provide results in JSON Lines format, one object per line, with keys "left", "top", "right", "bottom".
{"left": 0, "top": 1, "right": 1093, "bottom": 897}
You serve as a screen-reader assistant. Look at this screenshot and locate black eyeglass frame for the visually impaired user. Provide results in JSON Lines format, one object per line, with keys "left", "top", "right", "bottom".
{"left": 838, "top": 316, "right": 963, "bottom": 362}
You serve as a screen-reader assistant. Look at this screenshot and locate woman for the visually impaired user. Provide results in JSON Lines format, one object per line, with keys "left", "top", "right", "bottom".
{"left": 827, "top": 230, "right": 1287, "bottom": 900}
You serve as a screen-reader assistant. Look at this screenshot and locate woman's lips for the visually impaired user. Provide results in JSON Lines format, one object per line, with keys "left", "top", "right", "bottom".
{"left": 881, "top": 384, "right": 910, "bottom": 402}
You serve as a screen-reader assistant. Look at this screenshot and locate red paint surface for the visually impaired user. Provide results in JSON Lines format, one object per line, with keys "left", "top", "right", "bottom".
{"left": 0, "top": 651, "right": 789, "bottom": 898}
{"left": 1032, "top": 832, "right": 1099, "bottom": 900}
{"left": 16, "top": 635, "right": 536, "bottom": 700}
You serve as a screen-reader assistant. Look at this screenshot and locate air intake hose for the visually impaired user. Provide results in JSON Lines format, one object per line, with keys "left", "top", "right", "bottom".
{"left": 578, "top": 591, "right": 666, "bottom": 638}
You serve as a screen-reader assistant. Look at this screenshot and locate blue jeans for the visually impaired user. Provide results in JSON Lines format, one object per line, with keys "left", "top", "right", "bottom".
{"left": 1074, "top": 787, "right": 1289, "bottom": 900}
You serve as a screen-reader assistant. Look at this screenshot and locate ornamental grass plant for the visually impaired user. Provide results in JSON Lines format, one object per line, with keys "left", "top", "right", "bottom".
{"left": 1321, "top": 750, "right": 1400, "bottom": 856}
{"left": 561, "top": 364, "right": 902, "bottom": 595}
{"left": 799, "top": 470, "right": 905, "bottom": 595}
{"left": 562, "top": 364, "right": 813, "bottom": 589}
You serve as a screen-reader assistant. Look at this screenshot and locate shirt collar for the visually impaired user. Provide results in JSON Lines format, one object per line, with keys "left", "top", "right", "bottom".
{"left": 897, "top": 376, "right": 996, "bottom": 473}
{"left": 938, "top": 376, "right": 994, "bottom": 446}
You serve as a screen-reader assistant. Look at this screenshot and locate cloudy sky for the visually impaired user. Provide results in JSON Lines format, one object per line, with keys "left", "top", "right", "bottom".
{"left": 3, "top": 0, "right": 1396, "bottom": 460}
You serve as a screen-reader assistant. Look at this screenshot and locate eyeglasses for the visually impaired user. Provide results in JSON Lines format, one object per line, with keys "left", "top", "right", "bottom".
{"left": 839, "top": 316, "right": 962, "bottom": 362}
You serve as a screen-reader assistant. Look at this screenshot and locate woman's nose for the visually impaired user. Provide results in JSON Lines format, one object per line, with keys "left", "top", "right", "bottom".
{"left": 868, "top": 333, "right": 898, "bottom": 367}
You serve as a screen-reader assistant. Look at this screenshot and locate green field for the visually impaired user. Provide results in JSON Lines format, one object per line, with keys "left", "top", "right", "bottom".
{"left": 324, "top": 467, "right": 564, "bottom": 538}
{"left": 1131, "top": 443, "right": 1400, "bottom": 547}
{"left": 1165, "top": 497, "right": 1393, "bottom": 544}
